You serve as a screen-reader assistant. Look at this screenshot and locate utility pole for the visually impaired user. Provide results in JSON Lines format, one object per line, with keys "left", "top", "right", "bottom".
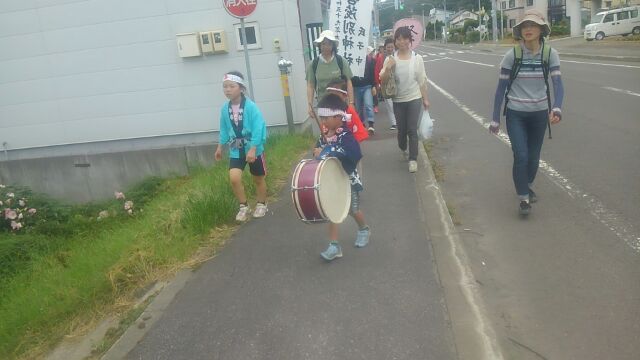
{"left": 491, "top": 0, "right": 498, "bottom": 43}
{"left": 443, "top": 0, "right": 448, "bottom": 44}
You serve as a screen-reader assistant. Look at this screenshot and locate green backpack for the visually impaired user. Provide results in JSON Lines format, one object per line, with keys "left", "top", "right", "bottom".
{"left": 503, "top": 41, "right": 553, "bottom": 138}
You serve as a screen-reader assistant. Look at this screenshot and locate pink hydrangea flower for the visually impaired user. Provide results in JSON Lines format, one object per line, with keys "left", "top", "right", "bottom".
{"left": 18, "top": 199, "right": 26, "bottom": 207}
{"left": 124, "top": 201, "right": 133, "bottom": 211}
{"left": 28, "top": 208, "right": 36, "bottom": 215}
{"left": 7, "top": 192, "right": 15, "bottom": 198}
{"left": 4, "top": 209, "right": 17, "bottom": 220}
{"left": 97, "top": 210, "right": 109, "bottom": 220}
{"left": 114, "top": 191, "right": 125, "bottom": 200}
{"left": 11, "top": 221, "right": 22, "bottom": 230}
{"left": 18, "top": 213, "right": 23, "bottom": 220}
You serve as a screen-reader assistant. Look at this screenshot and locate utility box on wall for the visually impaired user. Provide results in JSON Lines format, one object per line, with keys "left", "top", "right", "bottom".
{"left": 200, "top": 32, "right": 214, "bottom": 53}
{"left": 176, "top": 33, "right": 202, "bottom": 57}
{"left": 211, "top": 30, "right": 228, "bottom": 54}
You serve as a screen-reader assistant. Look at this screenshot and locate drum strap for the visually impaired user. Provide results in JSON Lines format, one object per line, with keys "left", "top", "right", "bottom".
{"left": 227, "top": 95, "right": 247, "bottom": 156}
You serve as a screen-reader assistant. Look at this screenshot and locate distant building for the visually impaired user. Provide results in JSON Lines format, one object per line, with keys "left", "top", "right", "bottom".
{"left": 499, "top": 0, "right": 584, "bottom": 37}
{"left": 449, "top": 10, "right": 480, "bottom": 28}
{"left": 429, "top": 8, "right": 455, "bottom": 24}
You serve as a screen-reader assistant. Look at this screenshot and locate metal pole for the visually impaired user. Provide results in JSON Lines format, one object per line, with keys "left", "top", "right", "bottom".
{"left": 500, "top": 7, "right": 504, "bottom": 40}
{"left": 240, "top": 18, "right": 255, "bottom": 100}
{"left": 491, "top": 0, "right": 498, "bottom": 43}
{"left": 443, "top": 0, "right": 448, "bottom": 43}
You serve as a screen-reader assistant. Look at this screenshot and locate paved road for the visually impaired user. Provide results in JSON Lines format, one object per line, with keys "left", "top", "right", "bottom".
{"left": 115, "top": 131, "right": 457, "bottom": 359}
{"left": 419, "top": 42, "right": 640, "bottom": 359}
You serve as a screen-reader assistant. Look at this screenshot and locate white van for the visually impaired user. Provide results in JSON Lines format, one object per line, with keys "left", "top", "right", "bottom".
{"left": 584, "top": 6, "right": 640, "bottom": 40}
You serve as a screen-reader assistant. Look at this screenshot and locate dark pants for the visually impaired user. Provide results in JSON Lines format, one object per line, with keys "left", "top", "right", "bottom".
{"left": 505, "top": 109, "right": 548, "bottom": 198}
{"left": 393, "top": 98, "right": 422, "bottom": 161}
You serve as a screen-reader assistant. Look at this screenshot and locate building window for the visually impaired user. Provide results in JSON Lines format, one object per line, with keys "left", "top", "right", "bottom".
{"left": 527, "top": 0, "right": 534, "bottom": 6}
{"left": 509, "top": 19, "right": 516, "bottom": 28}
{"left": 502, "top": 1, "right": 507, "bottom": 10}
{"left": 605, "top": 1, "right": 612, "bottom": 8}
{"left": 509, "top": 0, "right": 515, "bottom": 8}
{"left": 234, "top": 22, "right": 261, "bottom": 50}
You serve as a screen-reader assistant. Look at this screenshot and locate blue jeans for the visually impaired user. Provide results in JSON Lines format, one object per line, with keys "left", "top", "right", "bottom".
{"left": 354, "top": 85, "right": 374, "bottom": 125}
{"left": 505, "top": 109, "right": 548, "bottom": 198}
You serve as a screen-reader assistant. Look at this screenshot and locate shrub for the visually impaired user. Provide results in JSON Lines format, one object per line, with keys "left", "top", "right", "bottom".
{"left": 465, "top": 30, "right": 481, "bottom": 43}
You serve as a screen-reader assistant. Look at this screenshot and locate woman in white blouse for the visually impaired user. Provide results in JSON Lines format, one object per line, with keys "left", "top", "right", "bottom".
{"left": 379, "top": 27, "right": 430, "bottom": 173}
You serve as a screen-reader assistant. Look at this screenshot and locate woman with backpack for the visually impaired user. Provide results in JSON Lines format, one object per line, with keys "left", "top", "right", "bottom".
{"left": 491, "top": 9, "right": 564, "bottom": 216}
{"left": 306, "top": 30, "right": 354, "bottom": 117}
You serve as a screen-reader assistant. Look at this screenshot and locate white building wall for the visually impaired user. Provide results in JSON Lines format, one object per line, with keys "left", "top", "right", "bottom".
{"left": 0, "top": 0, "right": 310, "bottom": 161}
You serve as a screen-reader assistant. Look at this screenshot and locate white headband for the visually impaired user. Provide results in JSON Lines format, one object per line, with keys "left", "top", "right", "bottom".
{"left": 326, "top": 87, "right": 347, "bottom": 95}
{"left": 223, "top": 74, "right": 245, "bottom": 87}
{"left": 317, "top": 108, "right": 347, "bottom": 117}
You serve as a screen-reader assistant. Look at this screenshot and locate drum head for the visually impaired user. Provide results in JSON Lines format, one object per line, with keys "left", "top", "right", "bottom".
{"left": 317, "top": 158, "right": 351, "bottom": 223}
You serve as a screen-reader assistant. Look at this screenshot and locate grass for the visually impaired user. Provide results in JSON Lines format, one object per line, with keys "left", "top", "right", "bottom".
{"left": 0, "top": 133, "right": 314, "bottom": 359}
{"left": 423, "top": 140, "right": 445, "bottom": 183}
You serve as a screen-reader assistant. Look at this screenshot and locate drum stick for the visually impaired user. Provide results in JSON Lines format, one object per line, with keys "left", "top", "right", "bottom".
{"left": 309, "top": 107, "right": 327, "bottom": 144}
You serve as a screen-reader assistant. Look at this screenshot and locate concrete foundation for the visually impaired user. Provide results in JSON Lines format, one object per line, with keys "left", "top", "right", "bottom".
{"left": 0, "top": 123, "right": 312, "bottom": 203}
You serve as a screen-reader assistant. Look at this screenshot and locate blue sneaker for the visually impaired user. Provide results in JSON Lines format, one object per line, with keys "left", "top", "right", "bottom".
{"left": 320, "top": 242, "right": 343, "bottom": 261}
{"left": 355, "top": 227, "right": 370, "bottom": 248}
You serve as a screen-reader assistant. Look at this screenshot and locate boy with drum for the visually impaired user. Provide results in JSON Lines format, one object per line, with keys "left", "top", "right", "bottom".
{"left": 313, "top": 94, "right": 371, "bottom": 261}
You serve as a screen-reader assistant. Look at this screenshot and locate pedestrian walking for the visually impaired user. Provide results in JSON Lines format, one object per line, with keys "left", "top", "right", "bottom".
{"left": 352, "top": 46, "right": 377, "bottom": 135}
{"left": 215, "top": 71, "right": 268, "bottom": 221}
{"left": 379, "top": 27, "right": 430, "bottom": 173}
{"left": 313, "top": 94, "right": 371, "bottom": 261}
{"left": 375, "top": 37, "right": 398, "bottom": 130}
{"left": 306, "top": 30, "right": 354, "bottom": 118}
{"left": 491, "top": 9, "right": 564, "bottom": 216}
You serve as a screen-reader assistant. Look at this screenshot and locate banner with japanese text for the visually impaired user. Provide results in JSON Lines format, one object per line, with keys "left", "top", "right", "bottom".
{"left": 328, "top": 0, "right": 374, "bottom": 77}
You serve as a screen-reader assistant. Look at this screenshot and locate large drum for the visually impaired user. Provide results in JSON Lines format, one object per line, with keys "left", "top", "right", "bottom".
{"left": 291, "top": 157, "right": 351, "bottom": 223}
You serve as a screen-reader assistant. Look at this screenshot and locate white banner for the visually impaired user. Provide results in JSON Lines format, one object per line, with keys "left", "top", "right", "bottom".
{"left": 328, "top": 0, "right": 374, "bottom": 77}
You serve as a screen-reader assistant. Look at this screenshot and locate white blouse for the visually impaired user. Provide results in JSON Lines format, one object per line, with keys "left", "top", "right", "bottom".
{"left": 381, "top": 52, "right": 427, "bottom": 103}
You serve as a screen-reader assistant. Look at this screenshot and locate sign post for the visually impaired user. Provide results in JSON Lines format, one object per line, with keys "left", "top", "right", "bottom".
{"left": 223, "top": 0, "right": 258, "bottom": 99}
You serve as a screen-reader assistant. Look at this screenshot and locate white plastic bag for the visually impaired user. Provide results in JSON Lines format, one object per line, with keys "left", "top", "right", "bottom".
{"left": 418, "top": 110, "right": 434, "bottom": 141}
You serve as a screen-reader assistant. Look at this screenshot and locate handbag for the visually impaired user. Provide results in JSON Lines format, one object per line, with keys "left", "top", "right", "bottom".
{"left": 381, "top": 58, "right": 396, "bottom": 99}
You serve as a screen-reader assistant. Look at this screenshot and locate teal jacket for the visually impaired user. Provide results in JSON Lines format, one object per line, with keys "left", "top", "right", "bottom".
{"left": 219, "top": 97, "right": 267, "bottom": 159}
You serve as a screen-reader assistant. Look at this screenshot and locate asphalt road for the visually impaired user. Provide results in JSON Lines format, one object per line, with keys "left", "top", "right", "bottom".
{"left": 419, "top": 42, "right": 640, "bottom": 359}
{"left": 115, "top": 133, "right": 457, "bottom": 360}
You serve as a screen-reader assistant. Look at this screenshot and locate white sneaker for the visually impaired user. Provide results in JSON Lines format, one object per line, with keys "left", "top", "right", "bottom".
{"left": 408, "top": 160, "right": 418, "bottom": 173}
{"left": 235, "top": 204, "right": 251, "bottom": 222}
{"left": 253, "top": 203, "right": 268, "bottom": 218}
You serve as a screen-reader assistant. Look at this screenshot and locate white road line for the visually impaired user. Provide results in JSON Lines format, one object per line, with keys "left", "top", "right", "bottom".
{"left": 427, "top": 78, "right": 640, "bottom": 253}
{"left": 424, "top": 58, "right": 448, "bottom": 63}
{"left": 602, "top": 86, "right": 640, "bottom": 97}
{"left": 439, "top": 52, "right": 447, "bottom": 55}
{"left": 561, "top": 59, "right": 640, "bottom": 69}
{"left": 428, "top": 53, "right": 437, "bottom": 56}
{"left": 448, "top": 58, "right": 495, "bottom": 67}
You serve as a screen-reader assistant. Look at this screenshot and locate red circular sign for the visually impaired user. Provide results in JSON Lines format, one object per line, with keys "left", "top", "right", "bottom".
{"left": 223, "top": 0, "right": 257, "bottom": 18}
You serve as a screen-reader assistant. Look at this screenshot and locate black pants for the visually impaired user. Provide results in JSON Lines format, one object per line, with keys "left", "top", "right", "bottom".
{"left": 393, "top": 98, "right": 422, "bottom": 161}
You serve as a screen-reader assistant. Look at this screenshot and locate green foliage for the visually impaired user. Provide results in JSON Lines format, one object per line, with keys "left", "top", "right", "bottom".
{"left": 550, "top": 19, "right": 570, "bottom": 36}
{"left": 465, "top": 30, "right": 481, "bottom": 43}
{"left": 463, "top": 19, "right": 479, "bottom": 32}
{"left": 0, "top": 133, "right": 314, "bottom": 359}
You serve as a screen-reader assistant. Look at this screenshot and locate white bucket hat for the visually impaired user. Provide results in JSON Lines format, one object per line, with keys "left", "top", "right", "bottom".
{"left": 513, "top": 9, "right": 551, "bottom": 39}
{"left": 314, "top": 30, "right": 339, "bottom": 46}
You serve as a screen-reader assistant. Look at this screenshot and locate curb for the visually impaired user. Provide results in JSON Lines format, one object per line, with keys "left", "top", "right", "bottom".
{"left": 415, "top": 143, "right": 504, "bottom": 360}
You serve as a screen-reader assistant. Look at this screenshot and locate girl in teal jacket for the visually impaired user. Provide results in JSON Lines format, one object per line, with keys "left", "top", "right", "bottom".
{"left": 215, "top": 71, "right": 268, "bottom": 221}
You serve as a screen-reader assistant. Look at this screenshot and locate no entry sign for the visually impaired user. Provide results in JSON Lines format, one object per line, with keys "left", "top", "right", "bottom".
{"left": 223, "top": 0, "right": 257, "bottom": 18}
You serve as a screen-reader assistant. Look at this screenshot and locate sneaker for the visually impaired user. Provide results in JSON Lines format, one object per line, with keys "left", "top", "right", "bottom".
{"left": 355, "top": 227, "right": 370, "bottom": 248}
{"left": 235, "top": 204, "right": 251, "bottom": 222}
{"left": 373, "top": 105, "right": 379, "bottom": 113}
{"left": 528, "top": 188, "right": 537, "bottom": 203}
{"left": 253, "top": 203, "right": 268, "bottom": 218}
{"left": 368, "top": 126, "right": 375, "bottom": 135}
{"left": 519, "top": 201, "right": 531, "bottom": 216}
{"left": 389, "top": 125, "right": 397, "bottom": 130}
{"left": 408, "top": 160, "right": 418, "bottom": 173}
{"left": 320, "top": 242, "right": 343, "bottom": 261}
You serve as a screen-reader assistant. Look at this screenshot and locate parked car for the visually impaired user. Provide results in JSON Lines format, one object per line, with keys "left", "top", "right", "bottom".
{"left": 584, "top": 6, "right": 640, "bottom": 40}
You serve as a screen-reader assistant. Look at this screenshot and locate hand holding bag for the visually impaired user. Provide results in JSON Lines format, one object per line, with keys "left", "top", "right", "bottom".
{"left": 418, "top": 110, "right": 434, "bottom": 141}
